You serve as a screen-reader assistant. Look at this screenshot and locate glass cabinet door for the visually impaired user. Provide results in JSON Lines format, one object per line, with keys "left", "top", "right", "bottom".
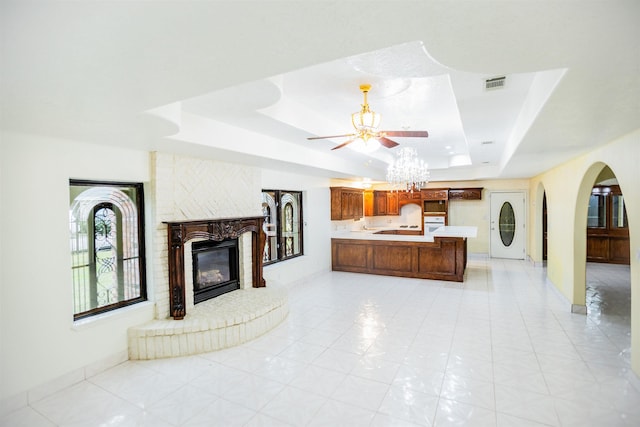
{"left": 587, "top": 194, "right": 606, "bottom": 228}
{"left": 611, "top": 194, "right": 628, "bottom": 229}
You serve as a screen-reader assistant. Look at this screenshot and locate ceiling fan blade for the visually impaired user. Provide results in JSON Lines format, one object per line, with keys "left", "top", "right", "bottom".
{"left": 307, "top": 133, "right": 356, "bottom": 140}
{"left": 378, "top": 137, "right": 400, "bottom": 148}
{"left": 331, "top": 138, "right": 356, "bottom": 150}
{"left": 381, "top": 130, "right": 429, "bottom": 138}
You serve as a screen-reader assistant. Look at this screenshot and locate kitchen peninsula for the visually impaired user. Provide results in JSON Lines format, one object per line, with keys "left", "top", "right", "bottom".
{"left": 331, "top": 226, "right": 477, "bottom": 282}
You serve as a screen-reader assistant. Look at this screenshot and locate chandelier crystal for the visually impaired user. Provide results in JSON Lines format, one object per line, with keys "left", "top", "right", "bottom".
{"left": 386, "top": 147, "right": 430, "bottom": 192}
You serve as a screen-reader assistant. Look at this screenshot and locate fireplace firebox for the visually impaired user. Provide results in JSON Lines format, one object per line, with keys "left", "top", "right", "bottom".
{"left": 192, "top": 239, "right": 239, "bottom": 304}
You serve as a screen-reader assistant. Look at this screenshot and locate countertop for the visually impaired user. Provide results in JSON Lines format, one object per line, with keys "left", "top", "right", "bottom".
{"left": 332, "top": 226, "right": 477, "bottom": 243}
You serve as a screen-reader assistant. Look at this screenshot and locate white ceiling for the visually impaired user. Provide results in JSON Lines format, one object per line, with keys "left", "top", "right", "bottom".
{"left": 2, "top": 1, "right": 639, "bottom": 184}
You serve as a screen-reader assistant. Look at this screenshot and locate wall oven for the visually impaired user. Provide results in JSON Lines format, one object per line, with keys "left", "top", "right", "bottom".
{"left": 424, "top": 215, "right": 446, "bottom": 235}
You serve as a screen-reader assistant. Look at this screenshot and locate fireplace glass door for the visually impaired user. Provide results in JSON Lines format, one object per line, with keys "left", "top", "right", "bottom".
{"left": 192, "top": 239, "right": 239, "bottom": 303}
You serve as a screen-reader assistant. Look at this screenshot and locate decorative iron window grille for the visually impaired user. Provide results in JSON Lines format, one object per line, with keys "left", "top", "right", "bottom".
{"left": 261, "top": 190, "right": 303, "bottom": 264}
{"left": 69, "top": 180, "right": 147, "bottom": 320}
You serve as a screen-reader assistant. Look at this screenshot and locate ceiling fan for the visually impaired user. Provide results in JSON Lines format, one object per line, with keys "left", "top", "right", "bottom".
{"left": 307, "top": 83, "right": 429, "bottom": 151}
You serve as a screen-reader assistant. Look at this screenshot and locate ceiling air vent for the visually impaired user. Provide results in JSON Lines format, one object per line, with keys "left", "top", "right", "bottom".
{"left": 485, "top": 76, "right": 506, "bottom": 90}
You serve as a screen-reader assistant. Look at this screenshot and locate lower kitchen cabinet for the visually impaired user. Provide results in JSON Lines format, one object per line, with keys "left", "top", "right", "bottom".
{"left": 331, "top": 237, "right": 467, "bottom": 282}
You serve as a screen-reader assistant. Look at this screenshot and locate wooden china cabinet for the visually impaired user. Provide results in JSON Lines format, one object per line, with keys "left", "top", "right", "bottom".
{"left": 587, "top": 185, "right": 630, "bottom": 264}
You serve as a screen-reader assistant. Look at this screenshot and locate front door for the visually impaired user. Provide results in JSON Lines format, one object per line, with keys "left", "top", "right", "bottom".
{"left": 490, "top": 192, "right": 526, "bottom": 259}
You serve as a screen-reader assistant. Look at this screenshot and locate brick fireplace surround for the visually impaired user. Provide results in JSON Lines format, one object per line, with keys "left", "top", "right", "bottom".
{"left": 127, "top": 216, "right": 288, "bottom": 360}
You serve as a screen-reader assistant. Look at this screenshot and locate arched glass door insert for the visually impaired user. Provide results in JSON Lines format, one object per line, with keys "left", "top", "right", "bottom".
{"left": 499, "top": 202, "right": 516, "bottom": 247}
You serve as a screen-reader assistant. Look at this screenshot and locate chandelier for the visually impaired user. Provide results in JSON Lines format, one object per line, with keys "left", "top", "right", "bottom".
{"left": 386, "top": 147, "right": 430, "bottom": 192}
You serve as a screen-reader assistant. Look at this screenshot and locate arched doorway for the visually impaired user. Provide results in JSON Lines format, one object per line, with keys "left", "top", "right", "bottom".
{"left": 579, "top": 164, "right": 632, "bottom": 362}
{"left": 543, "top": 192, "right": 547, "bottom": 261}
{"left": 586, "top": 167, "right": 630, "bottom": 264}
{"left": 532, "top": 182, "right": 547, "bottom": 265}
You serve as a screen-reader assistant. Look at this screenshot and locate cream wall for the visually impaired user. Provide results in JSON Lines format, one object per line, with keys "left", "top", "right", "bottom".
{"left": 426, "top": 180, "right": 530, "bottom": 254}
{"left": 0, "top": 135, "right": 333, "bottom": 407}
{"left": 2, "top": 125, "right": 638, "bottom": 400}
{"left": 0, "top": 131, "right": 154, "bottom": 405}
{"left": 529, "top": 129, "right": 640, "bottom": 374}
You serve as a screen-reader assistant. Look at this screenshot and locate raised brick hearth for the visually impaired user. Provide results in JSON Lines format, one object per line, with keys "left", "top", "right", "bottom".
{"left": 128, "top": 287, "right": 287, "bottom": 360}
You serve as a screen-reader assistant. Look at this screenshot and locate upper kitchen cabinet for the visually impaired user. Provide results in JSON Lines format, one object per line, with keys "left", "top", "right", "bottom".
{"left": 364, "top": 190, "right": 374, "bottom": 217}
{"left": 374, "top": 191, "right": 399, "bottom": 215}
{"left": 422, "top": 188, "right": 449, "bottom": 215}
{"left": 421, "top": 188, "right": 449, "bottom": 200}
{"left": 364, "top": 190, "right": 399, "bottom": 216}
{"left": 386, "top": 191, "right": 399, "bottom": 215}
{"left": 398, "top": 190, "right": 423, "bottom": 207}
{"left": 331, "top": 187, "right": 364, "bottom": 220}
{"left": 374, "top": 190, "right": 388, "bottom": 215}
{"left": 448, "top": 188, "right": 483, "bottom": 200}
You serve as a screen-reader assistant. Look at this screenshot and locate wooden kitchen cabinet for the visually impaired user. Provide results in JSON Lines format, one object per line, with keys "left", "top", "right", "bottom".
{"left": 332, "top": 236, "right": 467, "bottom": 282}
{"left": 448, "top": 187, "right": 483, "bottom": 200}
{"left": 374, "top": 229, "right": 422, "bottom": 235}
{"left": 386, "top": 192, "right": 399, "bottom": 215}
{"left": 586, "top": 185, "right": 629, "bottom": 264}
{"left": 374, "top": 191, "right": 388, "bottom": 215}
{"left": 374, "top": 191, "right": 400, "bottom": 215}
{"left": 364, "top": 190, "right": 374, "bottom": 217}
{"left": 421, "top": 188, "right": 449, "bottom": 200}
{"left": 421, "top": 188, "right": 449, "bottom": 217}
{"left": 397, "top": 190, "right": 423, "bottom": 207}
{"left": 365, "top": 191, "right": 400, "bottom": 216}
{"left": 331, "top": 187, "right": 364, "bottom": 220}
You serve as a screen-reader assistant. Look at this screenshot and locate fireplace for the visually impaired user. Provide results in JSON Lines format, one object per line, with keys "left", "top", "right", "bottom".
{"left": 164, "top": 216, "right": 266, "bottom": 319}
{"left": 130, "top": 215, "right": 286, "bottom": 359}
{"left": 192, "top": 238, "right": 239, "bottom": 304}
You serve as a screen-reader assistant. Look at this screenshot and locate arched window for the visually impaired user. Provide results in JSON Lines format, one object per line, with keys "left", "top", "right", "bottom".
{"left": 284, "top": 202, "right": 294, "bottom": 256}
{"left": 261, "top": 190, "right": 303, "bottom": 263}
{"left": 261, "top": 192, "right": 277, "bottom": 262}
{"left": 69, "top": 181, "right": 146, "bottom": 320}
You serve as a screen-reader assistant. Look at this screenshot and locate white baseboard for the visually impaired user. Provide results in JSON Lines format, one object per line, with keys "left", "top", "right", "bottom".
{"left": 0, "top": 349, "right": 128, "bottom": 418}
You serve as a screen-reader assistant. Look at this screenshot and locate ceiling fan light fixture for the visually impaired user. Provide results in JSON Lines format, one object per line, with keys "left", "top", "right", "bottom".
{"left": 307, "top": 83, "right": 428, "bottom": 152}
{"left": 351, "top": 110, "right": 381, "bottom": 131}
{"left": 350, "top": 137, "right": 381, "bottom": 153}
{"left": 351, "top": 84, "right": 381, "bottom": 131}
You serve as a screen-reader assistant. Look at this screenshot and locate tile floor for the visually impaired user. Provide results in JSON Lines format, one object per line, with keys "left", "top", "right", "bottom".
{"left": 3, "top": 256, "right": 640, "bottom": 426}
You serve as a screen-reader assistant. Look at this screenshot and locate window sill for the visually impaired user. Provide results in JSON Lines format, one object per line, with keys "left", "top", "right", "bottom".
{"left": 71, "top": 301, "right": 155, "bottom": 331}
